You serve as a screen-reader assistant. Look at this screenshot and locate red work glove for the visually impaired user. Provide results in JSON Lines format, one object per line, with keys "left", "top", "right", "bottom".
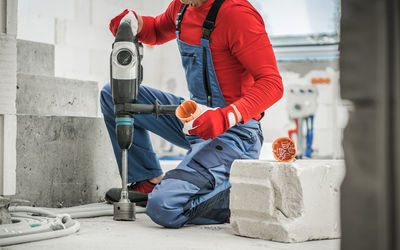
{"left": 184, "top": 104, "right": 239, "bottom": 140}
{"left": 109, "top": 9, "right": 138, "bottom": 37}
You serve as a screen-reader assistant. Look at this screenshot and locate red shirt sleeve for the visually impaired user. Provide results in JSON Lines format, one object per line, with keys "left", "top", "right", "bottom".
{"left": 137, "top": 0, "right": 182, "bottom": 45}
{"left": 226, "top": 5, "right": 284, "bottom": 123}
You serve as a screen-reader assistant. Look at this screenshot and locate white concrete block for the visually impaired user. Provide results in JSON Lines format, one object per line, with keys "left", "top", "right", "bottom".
{"left": 261, "top": 98, "right": 290, "bottom": 130}
{"left": 314, "top": 104, "right": 335, "bottom": 129}
{"left": 17, "top": 39, "right": 55, "bottom": 76}
{"left": 259, "top": 143, "right": 275, "bottom": 160}
{"left": 1, "top": 0, "right": 18, "bottom": 35}
{"left": 92, "top": 0, "right": 144, "bottom": 28}
{"left": 17, "top": 12, "right": 55, "bottom": 44}
{"left": 73, "top": 0, "right": 92, "bottom": 24}
{"left": 259, "top": 129, "right": 288, "bottom": 144}
{"left": 142, "top": 0, "right": 170, "bottom": 16}
{"left": 230, "top": 159, "right": 345, "bottom": 243}
{"left": 0, "top": 34, "right": 17, "bottom": 115}
{"left": 315, "top": 83, "right": 336, "bottom": 105}
{"left": 0, "top": 114, "right": 16, "bottom": 195}
{"left": 6, "top": 0, "right": 18, "bottom": 36}
{"left": 54, "top": 45, "right": 91, "bottom": 80}
{"left": 337, "top": 103, "right": 350, "bottom": 129}
{"left": 311, "top": 129, "right": 336, "bottom": 158}
{"left": 15, "top": 115, "right": 120, "bottom": 207}
{"left": 89, "top": 48, "right": 111, "bottom": 81}
{"left": 141, "top": 46, "right": 163, "bottom": 88}
{"left": 17, "top": 74, "right": 99, "bottom": 117}
{"left": 55, "top": 19, "right": 113, "bottom": 50}
{"left": 19, "top": 0, "right": 74, "bottom": 21}
{"left": 0, "top": 0, "right": 5, "bottom": 34}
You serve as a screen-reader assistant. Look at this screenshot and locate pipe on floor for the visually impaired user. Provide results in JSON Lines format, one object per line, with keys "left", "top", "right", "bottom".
{"left": 0, "top": 203, "right": 145, "bottom": 246}
{"left": 0, "top": 218, "right": 80, "bottom": 246}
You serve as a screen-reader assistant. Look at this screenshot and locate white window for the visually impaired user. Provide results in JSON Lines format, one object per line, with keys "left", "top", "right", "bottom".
{"left": 249, "top": 0, "right": 341, "bottom": 60}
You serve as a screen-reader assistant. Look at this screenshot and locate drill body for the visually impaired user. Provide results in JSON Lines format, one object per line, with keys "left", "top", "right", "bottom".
{"left": 110, "top": 21, "right": 142, "bottom": 221}
{"left": 111, "top": 21, "right": 143, "bottom": 151}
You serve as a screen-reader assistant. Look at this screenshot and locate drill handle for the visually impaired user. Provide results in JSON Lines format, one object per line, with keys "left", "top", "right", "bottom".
{"left": 115, "top": 99, "right": 178, "bottom": 118}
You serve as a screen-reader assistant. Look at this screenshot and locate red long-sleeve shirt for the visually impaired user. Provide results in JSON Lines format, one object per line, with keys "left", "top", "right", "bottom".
{"left": 119, "top": 0, "right": 283, "bottom": 122}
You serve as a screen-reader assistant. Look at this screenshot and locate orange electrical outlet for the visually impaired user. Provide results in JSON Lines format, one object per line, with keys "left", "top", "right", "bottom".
{"left": 272, "top": 137, "right": 297, "bottom": 162}
{"left": 311, "top": 78, "right": 331, "bottom": 85}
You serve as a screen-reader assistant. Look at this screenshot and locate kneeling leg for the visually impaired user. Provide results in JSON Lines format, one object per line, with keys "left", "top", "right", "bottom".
{"left": 146, "top": 139, "right": 240, "bottom": 228}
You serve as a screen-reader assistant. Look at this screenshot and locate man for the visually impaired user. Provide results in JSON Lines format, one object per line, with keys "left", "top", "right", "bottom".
{"left": 100, "top": 0, "right": 283, "bottom": 228}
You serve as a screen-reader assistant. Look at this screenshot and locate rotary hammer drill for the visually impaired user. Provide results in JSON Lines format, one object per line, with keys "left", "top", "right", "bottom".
{"left": 110, "top": 19, "right": 178, "bottom": 221}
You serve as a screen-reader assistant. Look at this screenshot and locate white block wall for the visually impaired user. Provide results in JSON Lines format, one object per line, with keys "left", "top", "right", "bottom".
{"left": 0, "top": 0, "right": 18, "bottom": 195}
{"left": 0, "top": 34, "right": 17, "bottom": 115}
{"left": 17, "top": 0, "right": 187, "bottom": 98}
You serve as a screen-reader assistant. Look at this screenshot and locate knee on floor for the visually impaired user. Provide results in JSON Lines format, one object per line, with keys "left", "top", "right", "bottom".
{"left": 146, "top": 191, "right": 187, "bottom": 229}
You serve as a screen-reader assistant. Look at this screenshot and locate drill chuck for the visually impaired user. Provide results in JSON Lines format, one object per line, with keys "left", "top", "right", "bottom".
{"left": 116, "top": 117, "right": 134, "bottom": 150}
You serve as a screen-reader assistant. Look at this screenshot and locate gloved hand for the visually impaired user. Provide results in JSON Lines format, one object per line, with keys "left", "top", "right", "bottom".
{"left": 176, "top": 101, "right": 239, "bottom": 140}
{"left": 109, "top": 9, "right": 139, "bottom": 37}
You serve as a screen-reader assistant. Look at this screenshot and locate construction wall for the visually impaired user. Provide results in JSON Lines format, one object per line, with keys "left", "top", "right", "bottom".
{"left": 17, "top": 0, "right": 187, "bottom": 99}
{"left": 12, "top": 0, "right": 346, "bottom": 206}
{"left": 14, "top": 0, "right": 131, "bottom": 206}
{"left": 17, "top": 0, "right": 346, "bottom": 159}
{"left": 0, "top": 0, "right": 18, "bottom": 196}
{"left": 14, "top": 39, "right": 120, "bottom": 207}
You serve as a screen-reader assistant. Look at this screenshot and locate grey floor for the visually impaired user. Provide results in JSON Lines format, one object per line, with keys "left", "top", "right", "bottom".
{"left": 4, "top": 212, "right": 340, "bottom": 250}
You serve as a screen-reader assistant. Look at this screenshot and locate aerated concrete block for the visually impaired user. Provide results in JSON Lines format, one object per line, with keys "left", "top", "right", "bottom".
{"left": 17, "top": 73, "right": 99, "bottom": 117}
{"left": 15, "top": 115, "right": 120, "bottom": 207}
{"left": 54, "top": 45, "right": 91, "bottom": 80}
{"left": 230, "top": 160, "right": 345, "bottom": 243}
{"left": 0, "top": 34, "right": 17, "bottom": 115}
{"left": 17, "top": 40, "right": 55, "bottom": 76}
{"left": 0, "top": 115, "right": 17, "bottom": 196}
{"left": 4, "top": 0, "right": 18, "bottom": 36}
{"left": 0, "top": 0, "right": 6, "bottom": 34}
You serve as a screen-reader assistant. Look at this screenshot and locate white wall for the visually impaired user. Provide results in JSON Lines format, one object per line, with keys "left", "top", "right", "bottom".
{"left": 17, "top": 0, "right": 346, "bottom": 159}
{"left": 17, "top": 0, "right": 187, "bottom": 99}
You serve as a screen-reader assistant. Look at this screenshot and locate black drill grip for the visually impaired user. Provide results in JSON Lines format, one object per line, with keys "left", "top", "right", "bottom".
{"left": 115, "top": 100, "right": 178, "bottom": 119}
{"left": 157, "top": 105, "right": 179, "bottom": 114}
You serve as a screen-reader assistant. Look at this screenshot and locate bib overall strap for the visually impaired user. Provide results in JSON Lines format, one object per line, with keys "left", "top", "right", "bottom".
{"left": 201, "top": 0, "right": 225, "bottom": 40}
{"left": 176, "top": 4, "right": 189, "bottom": 33}
{"left": 202, "top": 0, "right": 225, "bottom": 106}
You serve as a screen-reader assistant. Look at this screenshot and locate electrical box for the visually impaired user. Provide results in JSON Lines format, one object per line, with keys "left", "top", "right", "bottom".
{"left": 286, "top": 85, "right": 318, "bottom": 119}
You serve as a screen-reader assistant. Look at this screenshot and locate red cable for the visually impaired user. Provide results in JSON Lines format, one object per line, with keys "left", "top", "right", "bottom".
{"left": 288, "top": 119, "right": 298, "bottom": 140}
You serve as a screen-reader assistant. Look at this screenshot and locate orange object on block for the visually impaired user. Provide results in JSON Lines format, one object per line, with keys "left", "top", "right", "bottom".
{"left": 175, "top": 100, "right": 202, "bottom": 124}
{"left": 272, "top": 137, "right": 297, "bottom": 162}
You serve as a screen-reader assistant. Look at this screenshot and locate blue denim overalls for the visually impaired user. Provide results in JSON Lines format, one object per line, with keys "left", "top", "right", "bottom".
{"left": 100, "top": 0, "right": 263, "bottom": 228}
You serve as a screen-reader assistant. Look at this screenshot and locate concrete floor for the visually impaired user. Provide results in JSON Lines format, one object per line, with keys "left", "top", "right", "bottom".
{"left": 4, "top": 210, "right": 340, "bottom": 250}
